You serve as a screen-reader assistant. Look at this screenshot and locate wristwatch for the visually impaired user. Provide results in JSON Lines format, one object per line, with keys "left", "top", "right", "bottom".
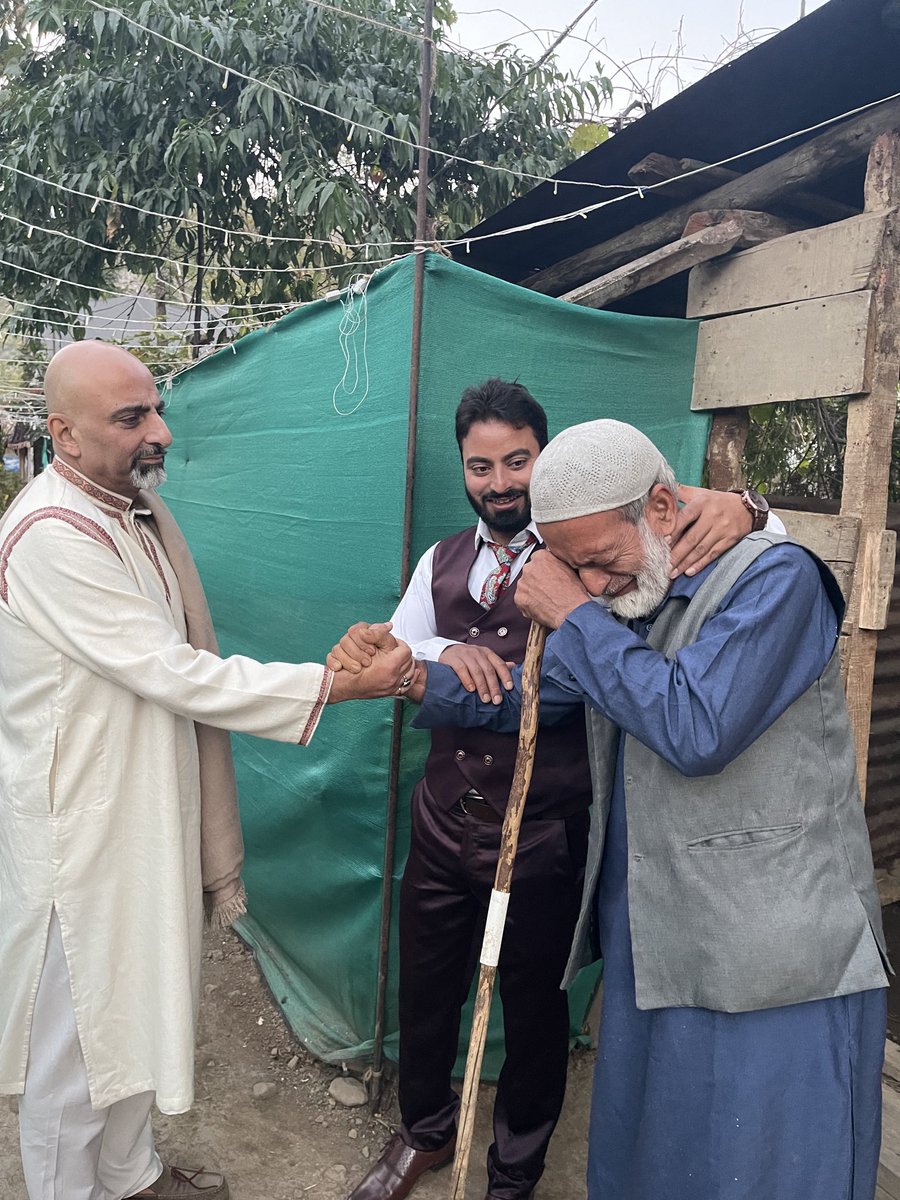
{"left": 731, "top": 488, "right": 770, "bottom": 532}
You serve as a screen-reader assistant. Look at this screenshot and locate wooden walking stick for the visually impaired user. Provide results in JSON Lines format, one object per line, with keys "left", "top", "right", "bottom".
{"left": 449, "top": 619, "right": 549, "bottom": 1200}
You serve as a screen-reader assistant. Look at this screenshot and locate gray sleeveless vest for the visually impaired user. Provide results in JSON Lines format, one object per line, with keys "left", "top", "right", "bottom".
{"left": 561, "top": 532, "right": 889, "bottom": 1012}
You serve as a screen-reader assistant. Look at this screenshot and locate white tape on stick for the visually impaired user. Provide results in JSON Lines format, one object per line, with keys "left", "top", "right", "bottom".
{"left": 480, "top": 889, "right": 511, "bottom": 967}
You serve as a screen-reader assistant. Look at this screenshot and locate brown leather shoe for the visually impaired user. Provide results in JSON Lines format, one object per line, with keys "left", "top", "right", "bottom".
{"left": 348, "top": 1133, "right": 455, "bottom": 1200}
{"left": 127, "top": 1166, "right": 229, "bottom": 1199}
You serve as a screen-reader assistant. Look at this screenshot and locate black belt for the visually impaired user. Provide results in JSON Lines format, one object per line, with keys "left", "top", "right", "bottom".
{"left": 455, "top": 791, "right": 504, "bottom": 824}
{"left": 453, "top": 789, "right": 589, "bottom": 824}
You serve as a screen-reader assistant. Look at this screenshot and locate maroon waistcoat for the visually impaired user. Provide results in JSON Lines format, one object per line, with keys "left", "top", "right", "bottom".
{"left": 423, "top": 527, "right": 593, "bottom": 818}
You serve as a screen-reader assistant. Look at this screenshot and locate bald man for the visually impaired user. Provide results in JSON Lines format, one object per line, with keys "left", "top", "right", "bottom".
{"left": 0, "top": 342, "right": 414, "bottom": 1200}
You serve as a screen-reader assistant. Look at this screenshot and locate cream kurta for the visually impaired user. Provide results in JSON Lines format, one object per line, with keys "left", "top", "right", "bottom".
{"left": 0, "top": 462, "right": 331, "bottom": 1113}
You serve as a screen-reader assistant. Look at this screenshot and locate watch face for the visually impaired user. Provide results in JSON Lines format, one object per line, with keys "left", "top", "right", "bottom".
{"left": 744, "top": 488, "right": 770, "bottom": 514}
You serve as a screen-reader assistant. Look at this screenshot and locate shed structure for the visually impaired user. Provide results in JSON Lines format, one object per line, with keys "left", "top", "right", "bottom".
{"left": 456, "top": 0, "right": 900, "bottom": 814}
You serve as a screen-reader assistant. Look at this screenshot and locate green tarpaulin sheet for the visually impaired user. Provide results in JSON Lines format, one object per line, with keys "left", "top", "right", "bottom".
{"left": 162, "top": 251, "right": 704, "bottom": 1076}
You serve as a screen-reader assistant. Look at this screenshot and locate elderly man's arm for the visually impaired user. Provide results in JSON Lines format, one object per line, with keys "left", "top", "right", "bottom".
{"left": 542, "top": 544, "right": 837, "bottom": 775}
{"left": 415, "top": 545, "right": 838, "bottom": 778}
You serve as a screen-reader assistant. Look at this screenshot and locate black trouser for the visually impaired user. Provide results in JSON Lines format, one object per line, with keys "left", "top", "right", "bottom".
{"left": 398, "top": 777, "right": 589, "bottom": 1199}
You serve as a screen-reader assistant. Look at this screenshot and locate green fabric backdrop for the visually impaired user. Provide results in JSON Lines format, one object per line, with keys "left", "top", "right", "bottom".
{"left": 162, "top": 251, "right": 705, "bottom": 1075}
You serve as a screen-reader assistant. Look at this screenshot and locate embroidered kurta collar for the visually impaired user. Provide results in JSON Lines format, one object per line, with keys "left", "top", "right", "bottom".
{"left": 52, "top": 458, "right": 150, "bottom": 516}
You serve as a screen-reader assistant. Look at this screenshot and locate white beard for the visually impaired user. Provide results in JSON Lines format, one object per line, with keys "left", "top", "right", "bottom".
{"left": 606, "top": 519, "right": 672, "bottom": 620}
{"left": 130, "top": 462, "right": 167, "bottom": 491}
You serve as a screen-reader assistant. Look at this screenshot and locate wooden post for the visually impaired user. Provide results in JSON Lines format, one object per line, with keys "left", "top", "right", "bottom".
{"left": 840, "top": 132, "right": 900, "bottom": 797}
{"left": 706, "top": 411, "right": 750, "bottom": 491}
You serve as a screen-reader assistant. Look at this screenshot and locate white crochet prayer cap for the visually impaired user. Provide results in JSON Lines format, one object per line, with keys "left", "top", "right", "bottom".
{"left": 530, "top": 419, "right": 667, "bottom": 523}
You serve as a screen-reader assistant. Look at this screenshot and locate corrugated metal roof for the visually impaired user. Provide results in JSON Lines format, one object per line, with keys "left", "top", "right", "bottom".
{"left": 455, "top": 0, "right": 900, "bottom": 284}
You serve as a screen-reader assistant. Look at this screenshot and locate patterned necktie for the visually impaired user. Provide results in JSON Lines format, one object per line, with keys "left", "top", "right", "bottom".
{"left": 479, "top": 532, "right": 536, "bottom": 609}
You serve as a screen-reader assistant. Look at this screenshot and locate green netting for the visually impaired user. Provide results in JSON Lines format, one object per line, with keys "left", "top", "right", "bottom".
{"left": 162, "top": 252, "right": 705, "bottom": 1076}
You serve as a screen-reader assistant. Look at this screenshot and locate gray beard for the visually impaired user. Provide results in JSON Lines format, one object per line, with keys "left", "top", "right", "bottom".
{"left": 130, "top": 462, "right": 167, "bottom": 491}
{"left": 606, "top": 518, "right": 672, "bottom": 620}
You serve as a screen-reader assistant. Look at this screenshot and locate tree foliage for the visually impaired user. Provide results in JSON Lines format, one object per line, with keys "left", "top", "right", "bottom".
{"left": 743, "top": 397, "right": 900, "bottom": 504}
{"left": 0, "top": 0, "right": 611, "bottom": 344}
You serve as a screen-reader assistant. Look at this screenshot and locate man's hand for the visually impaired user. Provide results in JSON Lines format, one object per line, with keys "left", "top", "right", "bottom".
{"left": 327, "top": 622, "right": 393, "bottom": 674}
{"left": 515, "top": 550, "right": 592, "bottom": 629}
{"left": 440, "top": 643, "right": 515, "bottom": 705}
{"left": 669, "top": 486, "right": 753, "bottom": 579}
{"left": 327, "top": 633, "right": 417, "bottom": 702}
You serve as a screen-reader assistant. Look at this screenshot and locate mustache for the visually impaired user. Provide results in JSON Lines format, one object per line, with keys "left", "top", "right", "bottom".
{"left": 132, "top": 445, "right": 166, "bottom": 466}
{"left": 483, "top": 489, "right": 527, "bottom": 503}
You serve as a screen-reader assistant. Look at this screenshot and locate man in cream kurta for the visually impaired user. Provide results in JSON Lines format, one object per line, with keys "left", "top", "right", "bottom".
{"left": 0, "top": 341, "right": 414, "bottom": 1200}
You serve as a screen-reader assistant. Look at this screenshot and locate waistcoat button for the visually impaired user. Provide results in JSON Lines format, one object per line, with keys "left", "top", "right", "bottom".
{"left": 483, "top": 755, "right": 494, "bottom": 766}
{"left": 469, "top": 626, "right": 480, "bottom": 638}
{"left": 497, "top": 627, "right": 508, "bottom": 637}
{"left": 455, "top": 750, "right": 466, "bottom": 761}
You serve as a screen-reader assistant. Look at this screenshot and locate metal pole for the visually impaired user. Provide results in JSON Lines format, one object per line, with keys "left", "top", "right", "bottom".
{"left": 369, "top": 0, "right": 435, "bottom": 1111}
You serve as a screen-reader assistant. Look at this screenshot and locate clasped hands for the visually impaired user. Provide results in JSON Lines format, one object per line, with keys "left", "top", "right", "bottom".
{"left": 326, "top": 623, "right": 420, "bottom": 703}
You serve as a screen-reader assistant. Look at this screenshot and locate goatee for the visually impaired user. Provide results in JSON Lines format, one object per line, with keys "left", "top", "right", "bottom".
{"left": 130, "top": 446, "right": 167, "bottom": 491}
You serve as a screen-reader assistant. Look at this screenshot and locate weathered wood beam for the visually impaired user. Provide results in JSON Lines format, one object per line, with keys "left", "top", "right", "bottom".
{"left": 627, "top": 153, "right": 740, "bottom": 198}
{"left": 560, "top": 221, "right": 743, "bottom": 309}
{"left": 524, "top": 97, "right": 900, "bottom": 296}
{"left": 682, "top": 208, "right": 804, "bottom": 246}
{"left": 840, "top": 131, "right": 900, "bottom": 797}
{"left": 628, "top": 153, "right": 858, "bottom": 221}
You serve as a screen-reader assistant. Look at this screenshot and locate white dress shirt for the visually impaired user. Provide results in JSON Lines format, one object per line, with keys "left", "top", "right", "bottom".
{"left": 391, "top": 519, "right": 539, "bottom": 661}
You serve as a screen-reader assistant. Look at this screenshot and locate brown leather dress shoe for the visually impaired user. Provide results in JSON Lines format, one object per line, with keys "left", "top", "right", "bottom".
{"left": 347, "top": 1133, "right": 455, "bottom": 1200}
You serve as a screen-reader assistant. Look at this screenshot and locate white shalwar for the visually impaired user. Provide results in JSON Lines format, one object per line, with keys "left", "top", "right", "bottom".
{"left": 0, "top": 459, "right": 332, "bottom": 1118}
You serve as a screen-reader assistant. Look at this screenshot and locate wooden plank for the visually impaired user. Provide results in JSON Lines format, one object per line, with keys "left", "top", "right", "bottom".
{"left": 772, "top": 510, "right": 861, "bottom": 601}
{"left": 691, "top": 290, "right": 875, "bottom": 411}
{"left": 859, "top": 528, "right": 898, "bottom": 630}
{"left": 772, "top": 509, "right": 861, "bottom": 562}
{"left": 523, "top": 96, "right": 900, "bottom": 296}
{"left": 687, "top": 210, "right": 894, "bottom": 318}
{"left": 883, "top": 1039, "right": 900, "bottom": 1088}
{"left": 882, "top": 1083, "right": 900, "bottom": 1181}
{"left": 561, "top": 221, "right": 743, "bottom": 309}
{"left": 878, "top": 1161, "right": 900, "bottom": 1200}
{"left": 840, "top": 132, "right": 900, "bottom": 797}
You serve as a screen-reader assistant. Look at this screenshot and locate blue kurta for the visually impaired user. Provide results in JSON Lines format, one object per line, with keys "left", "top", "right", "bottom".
{"left": 416, "top": 545, "right": 887, "bottom": 1200}
{"left": 592, "top": 742, "right": 885, "bottom": 1200}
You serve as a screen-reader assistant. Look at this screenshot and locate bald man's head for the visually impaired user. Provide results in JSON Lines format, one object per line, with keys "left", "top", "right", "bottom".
{"left": 45, "top": 341, "right": 173, "bottom": 499}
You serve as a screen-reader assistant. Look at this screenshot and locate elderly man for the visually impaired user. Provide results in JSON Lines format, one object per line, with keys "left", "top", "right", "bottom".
{"left": 0, "top": 341, "right": 413, "bottom": 1200}
{"left": 335, "top": 381, "right": 782, "bottom": 1200}
{"left": 408, "top": 419, "right": 889, "bottom": 1200}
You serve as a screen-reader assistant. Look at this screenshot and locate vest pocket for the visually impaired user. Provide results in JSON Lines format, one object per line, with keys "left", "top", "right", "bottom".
{"left": 687, "top": 822, "right": 803, "bottom": 851}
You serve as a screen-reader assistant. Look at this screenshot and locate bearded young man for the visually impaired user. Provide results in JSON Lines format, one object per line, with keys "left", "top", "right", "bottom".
{"left": 335, "top": 385, "right": 783, "bottom": 1200}
{"left": 0, "top": 341, "right": 414, "bottom": 1200}
{"left": 406, "top": 419, "right": 889, "bottom": 1200}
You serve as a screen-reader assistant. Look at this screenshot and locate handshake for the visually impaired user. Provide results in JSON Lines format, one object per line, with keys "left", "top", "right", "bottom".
{"left": 325, "top": 622, "right": 425, "bottom": 704}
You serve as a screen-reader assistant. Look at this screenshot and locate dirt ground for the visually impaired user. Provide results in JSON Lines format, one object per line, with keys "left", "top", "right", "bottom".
{"left": 0, "top": 928, "right": 593, "bottom": 1200}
